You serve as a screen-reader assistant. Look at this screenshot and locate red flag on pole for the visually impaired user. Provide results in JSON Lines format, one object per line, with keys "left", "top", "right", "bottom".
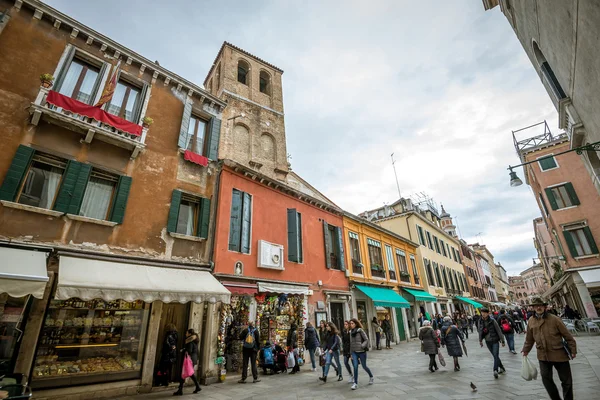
{"left": 94, "top": 60, "right": 121, "bottom": 107}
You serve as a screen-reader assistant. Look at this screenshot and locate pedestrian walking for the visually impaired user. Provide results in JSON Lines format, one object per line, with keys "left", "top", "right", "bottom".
{"left": 371, "top": 317, "right": 382, "bottom": 350}
{"left": 238, "top": 322, "right": 261, "bottom": 383}
{"left": 468, "top": 314, "right": 474, "bottom": 333}
{"left": 459, "top": 314, "right": 469, "bottom": 339}
{"left": 287, "top": 323, "right": 300, "bottom": 374}
{"left": 341, "top": 321, "right": 354, "bottom": 383}
{"left": 418, "top": 312, "right": 427, "bottom": 327}
{"left": 522, "top": 297, "right": 577, "bottom": 400}
{"left": 382, "top": 314, "right": 393, "bottom": 349}
{"left": 348, "top": 318, "right": 374, "bottom": 390}
{"left": 304, "top": 322, "right": 320, "bottom": 371}
{"left": 440, "top": 316, "right": 465, "bottom": 371}
{"left": 563, "top": 304, "right": 576, "bottom": 320}
{"left": 319, "top": 322, "right": 343, "bottom": 382}
{"left": 318, "top": 319, "right": 328, "bottom": 345}
{"left": 498, "top": 310, "right": 517, "bottom": 354}
{"left": 478, "top": 307, "right": 506, "bottom": 379}
{"left": 156, "top": 324, "right": 178, "bottom": 387}
{"left": 419, "top": 320, "right": 440, "bottom": 372}
{"left": 173, "top": 329, "right": 202, "bottom": 396}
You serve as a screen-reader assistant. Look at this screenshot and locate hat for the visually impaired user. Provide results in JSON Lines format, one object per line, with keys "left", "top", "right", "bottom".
{"left": 480, "top": 308, "right": 490, "bottom": 313}
{"left": 529, "top": 297, "right": 548, "bottom": 306}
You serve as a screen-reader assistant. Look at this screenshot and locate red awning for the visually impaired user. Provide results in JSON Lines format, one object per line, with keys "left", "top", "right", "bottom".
{"left": 222, "top": 281, "right": 257, "bottom": 296}
{"left": 184, "top": 150, "right": 209, "bottom": 167}
{"left": 46, "top": 90, "right": 142, "bottom": 136}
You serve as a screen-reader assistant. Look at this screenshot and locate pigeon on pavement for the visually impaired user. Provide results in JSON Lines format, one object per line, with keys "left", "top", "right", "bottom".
{"left": 470, "top": 382, "right": 477, "bottom": 392}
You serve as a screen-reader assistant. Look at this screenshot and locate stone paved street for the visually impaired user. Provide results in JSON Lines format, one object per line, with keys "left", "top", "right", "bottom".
{"left": 117, "top": 332, "right": 600, "bottom": 400}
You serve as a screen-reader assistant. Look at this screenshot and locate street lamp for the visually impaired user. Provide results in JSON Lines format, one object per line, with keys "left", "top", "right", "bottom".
{"left": 508, "top": 168, "right": 523, "bottom": 187}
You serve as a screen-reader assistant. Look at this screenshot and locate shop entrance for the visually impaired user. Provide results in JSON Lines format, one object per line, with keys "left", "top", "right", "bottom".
{"left": 154, "top": 303, "right": 190, "bottom": 386}
{"left": 330, "top": 303, "right": 344, "bottom": 332}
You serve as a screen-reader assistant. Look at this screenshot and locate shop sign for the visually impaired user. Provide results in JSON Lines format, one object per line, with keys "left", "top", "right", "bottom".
{"left": 215, "top": 356, "right": 224, "bottom": 365}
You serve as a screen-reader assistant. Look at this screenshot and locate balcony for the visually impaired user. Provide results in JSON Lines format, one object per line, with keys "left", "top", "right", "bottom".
{"left": 399, "top": 271, "right": 411, "bottom": 283}
{"left": 30, "top": 87, "right": 147, "bottom": 159}
{"left": 352, "top": 260, "right": 364, "bottom": 275}
{"left": 370, "top": 266, "right": 386, "bottom": 279}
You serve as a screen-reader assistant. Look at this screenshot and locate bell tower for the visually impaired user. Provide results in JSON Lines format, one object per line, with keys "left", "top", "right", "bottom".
{"left": 204, "top": 42, "right": 289, "bottom": 181}
{"left": 440, "top": 204, "right": 458, "bottom": 238}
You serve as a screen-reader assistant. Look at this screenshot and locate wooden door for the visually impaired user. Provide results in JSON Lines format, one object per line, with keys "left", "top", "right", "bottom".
{"left": 330, "top": 303, "right": 344, "bottom": 334}
{"left": 154, "top": 303, "right": 190, "bottom": 385}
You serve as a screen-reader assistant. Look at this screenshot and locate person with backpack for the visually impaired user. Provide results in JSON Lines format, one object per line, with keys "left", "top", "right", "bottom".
{"left": 173, "top": 329, "right": 202, "bottom": 396}
{"left": 238, "top": 322, "right": 261, "bottom": 384}
{"left": 349, "top": 318, "right": 374, "bottom": 390}
{"left": 498, "top": 310, "right": 517, "bottom": 354}
{"left": 259, "top": 341, "right": 277, "bottom": 375}
{"left": 319, "top": 322, "right": 343, "bottom": 383}
{"left": 286, "top": 323, "right": 300, "bottom": 374}
{"left": 304, "top": 322, "right": 320, "bottom": 371}
{"left": 478, "top": 308, "right": 506, "bottom": 379}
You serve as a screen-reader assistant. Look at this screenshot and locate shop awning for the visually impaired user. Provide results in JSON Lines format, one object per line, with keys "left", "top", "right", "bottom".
{"left": 455, "top": 296, "right": 483, "bottom": 309}
{"left": 56, "top": 256, "right": 230, "bottom": 304}
{"left": 403, "top": 288, "right": 437, "bottom": 302}
{"left": 258, "top": 282, "right": 309, "bottom": 295}
{"left": 355, "top": 285, "right": 410, "bottom": 308}
{"left": 222, "top": 281, "right": 258, "bottom": 296}
{"left": 0, "top": 247, "right": 49, "bottom": 299}
{"left": 577, "top": 268, "right": 600, "bottom": 287}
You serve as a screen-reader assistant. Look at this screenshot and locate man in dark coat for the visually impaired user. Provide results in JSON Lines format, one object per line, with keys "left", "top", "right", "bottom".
{"left": 522, "top": 297, "right": 577, "bottom": 400}
{"left": 382, "top": 315, "right": 393, "bottom": 349}
{"left": 303, "top": 322, "right": 320, "bottom": 371}
{"left": 238, "top": 322, "right": 261, "bottom": 383}
{"left": 478, "top": 308, "right": 506, "bottom": 379}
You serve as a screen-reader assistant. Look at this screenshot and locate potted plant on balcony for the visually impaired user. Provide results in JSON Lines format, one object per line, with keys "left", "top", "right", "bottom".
{"left": 142, "top": 116, "right": 154, "bottom": 128}
{"left": 400, "top": 271, "right": 411, "bottom": 279}
{"left": 40, "top": 73, "right": 55, "bottom": 88}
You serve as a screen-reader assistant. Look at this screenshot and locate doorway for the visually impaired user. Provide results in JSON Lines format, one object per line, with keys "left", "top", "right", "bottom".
{"left": 330, "top": 303, "right": 344, "bottom": 333}
{"left": 356, "top": 301, "right": 368, "bottom": 337}
{"left": 154, "top": 302, "right": 190, "bottom": 386}
{"left": 396, "top": 309, "right": 406, "bottom": 341}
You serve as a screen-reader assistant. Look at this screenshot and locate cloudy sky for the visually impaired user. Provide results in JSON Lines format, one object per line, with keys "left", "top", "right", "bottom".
{"left": 46, "top": 0, "right": 558, "bottom": 276}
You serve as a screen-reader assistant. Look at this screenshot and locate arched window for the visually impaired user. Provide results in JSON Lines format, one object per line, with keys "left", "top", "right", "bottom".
{"left": 237, "top": 60, "right": 249, "bottom": 85}
{"left": 259, "top": 70, "right": 271, "bottom": 95}
{"left": 532, "top": 41, "right": 566, "bottom": 100}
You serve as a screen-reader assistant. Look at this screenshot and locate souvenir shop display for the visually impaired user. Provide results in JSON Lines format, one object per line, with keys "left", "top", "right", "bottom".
{"left": 256, "top": 294, "right": 305, "bottom": 349}
{"left": 221, "top": 296, "right": 251, "bottom": 372}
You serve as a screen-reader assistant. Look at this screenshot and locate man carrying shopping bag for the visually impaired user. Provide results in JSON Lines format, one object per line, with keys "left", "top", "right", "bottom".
{"left": 522, "top": 297, "right": 577, "bottom": 400}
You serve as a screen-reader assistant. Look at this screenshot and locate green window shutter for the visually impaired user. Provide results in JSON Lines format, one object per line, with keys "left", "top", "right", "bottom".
{"left": 109, "top": 175, "right": 132, "bottom": 224}
{"left": 563, "top": 230, "right": 578, "bottom": 258}
{"left": 241, "top": 192, "right": 252, "bottom": 253}
{"left": 287, "top": 209, "right": 300, "bottom": 262}
{"left": 178, "top": 98, "right": 193, "bottom": 149}
{"left": 564, "top": 182, "right": 580, "bottom": 206}
{"left": 583, "top": 227, "right": 599, "bottom": 254}
{"left": 544, "top": 188, "right": 559, "bottom": 210}
{"left": 53, "top": 160, "right": 80, "bottom": 212}
{"left": 207, "top": 118, "right": 221, "bottom": 160}
{"left": 66, "top": 164, "right": 91, "bottom": 215}
{"left": 336, "top": 226, "right": 346, "bottom": 271}
{"left": 198, "top": 197, "right": 211, "bottom": 238}
{"left": 297, "top": 213, "right": 303, "bottom": 263}
{"left": 228, "top": 189, "right": 242, "bottom": 251}
{"left": 0, "top": 145, "right": 35, "bottom": 201}
{"left": 323, "top": 221, "right": 332, "bottom": 269}
{"left": 539, "top": 156, "right": 557, "bottom": 170}
{"left": 167, "top": 190, "right": 182, "bottom": 233}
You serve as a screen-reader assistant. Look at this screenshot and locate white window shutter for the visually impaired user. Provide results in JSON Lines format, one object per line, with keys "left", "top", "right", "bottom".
{"left": 178, "top": 96, "right": 193, "bottom": 149}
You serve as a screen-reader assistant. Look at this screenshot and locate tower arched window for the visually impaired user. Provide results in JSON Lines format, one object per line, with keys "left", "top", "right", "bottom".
{"left": 237, "top": 60, "right": 249, "bottom": 85}
{"left": 532, "top": 41, "right": 566, "bottom": 101}
{"left": 259, "top": 70, "right": 271, "bottom": 95}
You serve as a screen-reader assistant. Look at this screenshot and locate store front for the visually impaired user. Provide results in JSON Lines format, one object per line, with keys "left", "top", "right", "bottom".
{"left": 401, "top": 288, "right": 437, "bottom": 335}
{"left": 453, "top": 296, "right": 482, "bottom": 315}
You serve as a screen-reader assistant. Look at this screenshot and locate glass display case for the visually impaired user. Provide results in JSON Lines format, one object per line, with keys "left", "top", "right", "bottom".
{"left": 32, "top": 298, "right": 150, "bottom": 389}
{"left": 0, "top": 294, "right": 28, "bottom": 376}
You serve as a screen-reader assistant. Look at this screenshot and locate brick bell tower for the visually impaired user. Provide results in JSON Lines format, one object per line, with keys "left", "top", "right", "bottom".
{"left": 204, "top": 42, "right": 289, "bottom": 181}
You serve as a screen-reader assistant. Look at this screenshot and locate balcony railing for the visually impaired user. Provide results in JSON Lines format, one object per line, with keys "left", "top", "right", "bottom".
{"left": 30, "top": 87, "right": 147, "bottom": 159}
{"left": 399, "top": 271, "right": 411, "bottom": 283}
{"left": 371, "top": 267, "right": 386, "bottom": 279}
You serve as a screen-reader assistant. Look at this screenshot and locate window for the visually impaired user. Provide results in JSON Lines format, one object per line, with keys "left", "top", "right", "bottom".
{"left": 426, "top": 231, "right": 434, "bottom": 250}
{"left": 237, "top": 60, "right": 249, "bottom": 85}
{"left": 385, "top": 245, "right": 397, "bottom": 281}
{"left": 441, "top": 266, "right": 449, "bottom": 289}
{"left": 166, "top": 191, "right": 211, "bottom": 238}
{"left": 79, "top": 169, "right": 118, "bottom": 220}
{"left": 452, "top": 248, "right": 458, "bottom": 262}
{"left": 410, "top": 255, "right": 420, "bottom": 285}
{"left": 541, "top": 61, "right": 567, "bottom": 100}
{"left": 106, "top": 79, "right": 143, "bottom": 122}
{"left": 545, "top": 183, "right": 580, "bottom": 210}
{"left": 186, "top": 115, "right": 210, "bottom": 156}
{"left": 367, "top": 238, "right": 385, "bottom": 278}
{"left": 434, "top": 263, "right": 443, "bottom": 288}
{"left": 396, "top": 249, "right": 410, "bottom": 283}
{"left": 17, "top": 152, "right": 66, "bottom": 210}
{"left": 349, "top": 232, "right": 363, "bottom": 275}
{"left": 424, "top": 258, "right": 435, "bottom": 287}
{"left": 229, "top": 189, "right": 252, "bottom": 253}
{"left": 563, "top": 225, "right": 599, "bottom": 257}
{"left": 259, "top": 70, "right": 271, "bottom": 95}
{"left": 433, "top": 236, "right": 441, "bottom": 253}
{"left": 287, "top": 209, "right": 303, "bottom": 263}
{"left": 416, "top": 225, "right": 426, "bottom": 246}
{"left": 440, "top": 239, "right": 447, "bottom": 256}
{"left": 57, "top": 58, "right": 101, "bottom": 104}
{"left": 538, "top": 155, "right": 558, "bottom": 171}
{"left": 323, "top": 222, "right": 345, "bottom": 270}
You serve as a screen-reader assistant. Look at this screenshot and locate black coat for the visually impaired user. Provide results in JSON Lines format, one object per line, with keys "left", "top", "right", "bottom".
{"left": 161, "top": 330, "right": 178, "bottom": 364}
{"left": 319, "top": 328, "right": 329, "bottom": 348}
{"left": 287, "top": 329, "right": 298, "bottom": 349}
{"left": 478, "top": 317, "right": 504, "bottom": 344}
{"left": 239, "top": 327, "right": 260, "bottom": 352}
{"left": 419, "top": 326, "right": 439, "bottom": 355}
{"left": 382, "top": 319, "right": 392, "bottom": 334}
{"left": 342, "top": 330, "right": 351, "bottom": 356}
{"left": 304, "top": 327, "right": 319, "bottom": 350}
{"left": 441, "top": 323, "right": 464, "bottom": 357}
{"left": 183, "top": 334, "right": 199, "bottom": 365}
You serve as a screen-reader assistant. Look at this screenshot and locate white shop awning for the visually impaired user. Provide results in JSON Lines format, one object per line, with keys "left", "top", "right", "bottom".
{"left": 0, "top": 247, "right": 49, "bottom": 299}
{"left": 258, "top": 281, "right": 309, "bottom": 295}
{"left": 56, "top": 256, "right": 230, "bottom": 304}
{"left": 577, "top": 268, "right": 600, "bottom": 287}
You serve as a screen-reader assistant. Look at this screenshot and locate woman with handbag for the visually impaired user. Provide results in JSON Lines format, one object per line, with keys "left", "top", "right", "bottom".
{"left": 419, "top": 320, "right": 440, "bottom": 373}
{"left": 173, "top": 329, "right": 202, "bottom": 396}
{"left": 319, "top": 322, "right": 343, "bottom": 383}
{"left": 371, "top": 317, "right": 382, "bottom": 350}
{"left": 349, "top": 318, "right": 374, "bottom": 390}
{"left": 440, "top": 316, "right": 465, "bottom": 372}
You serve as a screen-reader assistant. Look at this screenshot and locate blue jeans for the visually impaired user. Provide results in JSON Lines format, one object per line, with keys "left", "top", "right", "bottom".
{"left": 323, "top": 350, "right": 341, "bottom": 377}
{"left": 485, "top": 341, "right": 505, "bottom": 372}
{"left": 351, "top": 352, "right": 373, "bottom": 384}
{"left": 343, "top": 354, "right": 353, "bottom": 375}
{"left": 505, "top": 333, "right": 515, "bottom": 352}
{"left": 308, "top": 348, "right": 316, "bottom": 369}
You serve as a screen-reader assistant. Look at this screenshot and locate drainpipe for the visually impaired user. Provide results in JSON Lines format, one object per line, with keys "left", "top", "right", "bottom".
{"left": 207, "top": 161, "right": 224, "bottom": 271}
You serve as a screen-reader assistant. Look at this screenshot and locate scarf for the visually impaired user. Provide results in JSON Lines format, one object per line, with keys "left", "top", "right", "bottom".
{"left": 185, "top": 334, "right": 199, "bottom": 344}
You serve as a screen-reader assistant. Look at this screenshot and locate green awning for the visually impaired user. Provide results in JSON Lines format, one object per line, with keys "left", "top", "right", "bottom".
{"left": 355, "top": 285, "right": 410, "bottom": 308}
{"left": 403, "top": 288, "right": 437, "bottom": 302}
{"left": 455, "top": 296, "right": 483, "bottom": 309}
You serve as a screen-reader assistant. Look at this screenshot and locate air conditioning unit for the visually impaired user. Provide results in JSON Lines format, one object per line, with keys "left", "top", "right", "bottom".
{"left": 258, "top": 240, "right": 284, "bottom": 271}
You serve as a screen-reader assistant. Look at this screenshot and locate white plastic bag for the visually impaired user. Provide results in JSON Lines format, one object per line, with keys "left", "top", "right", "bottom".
{"left": 287, "top": 351, "right": 296, "bottom": 369}
{"left": 521, "top": 356, "right": 538, "bottom": 381}
{"left": 315, "top": 347, "right": 322, "bottom": 357}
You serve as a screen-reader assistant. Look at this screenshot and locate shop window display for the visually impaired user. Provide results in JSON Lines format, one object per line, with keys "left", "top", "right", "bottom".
{"left": 32, "top": 298, "right": 150, "bottom": 388}
{"left": 0, "top": 294, "right": 29, "bottom": 376}
{"left": 220, "top": 296, "right": 251, "bottom": 373}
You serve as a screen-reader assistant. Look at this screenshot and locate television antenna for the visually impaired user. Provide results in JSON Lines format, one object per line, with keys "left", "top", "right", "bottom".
{"left": 391, "top": 153, "right": 402, "bottom": 199}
